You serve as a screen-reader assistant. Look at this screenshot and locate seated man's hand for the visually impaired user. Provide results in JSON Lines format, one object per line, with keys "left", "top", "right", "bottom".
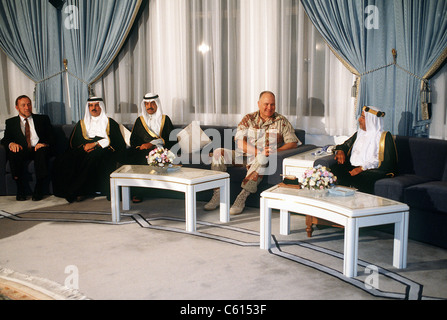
{"left": 8, "top": 142, "right": 23, "bottom": 153}
{"left": 34, "top": 143, "right": 48, "bottom": 151}
{"left": 139, "top": 142, "right": 154, "bottom": 150}
{"left": 262, "top": 146, "right": 274, "bottom": 156}
{"left": 84, "top": 142, "right": 98, "bottom": 153}
{"left": 334, "top": 150, "right": 346, "bottom": 164}
{"left": 349, "top": 166, "right": 363, "bottom": 176}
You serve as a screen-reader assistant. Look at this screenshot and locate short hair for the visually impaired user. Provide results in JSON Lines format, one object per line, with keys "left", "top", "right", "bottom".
{"left": 15, "top": 95, "right": 31, "bottom": 106}
{"left": 259, "top": 91, "right": 275, "bottom": 100}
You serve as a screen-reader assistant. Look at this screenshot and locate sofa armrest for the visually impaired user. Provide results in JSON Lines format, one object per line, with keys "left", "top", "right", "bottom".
{"left": 314, "top": 154, "right": 336, "bottom": 169}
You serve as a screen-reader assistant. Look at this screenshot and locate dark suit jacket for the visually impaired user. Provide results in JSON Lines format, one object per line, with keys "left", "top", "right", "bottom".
{"left": 1, "top": 114, "right": 55, "bottom": 154}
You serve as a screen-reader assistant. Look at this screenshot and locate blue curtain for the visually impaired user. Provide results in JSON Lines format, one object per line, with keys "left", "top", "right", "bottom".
{"left": 394, "top": 0, "right": 447, "bottom": 136}
{"left": 301, "top": 0, "right": 447, "bottom": 136}
{"left": 0, "top": 0, "right": 64, "bottom": 123}
{"left": 0, "top": 0, "right": 142, "bottom": 124}
{"left": 63, "top": 0, "right": 142, "bottom": 122}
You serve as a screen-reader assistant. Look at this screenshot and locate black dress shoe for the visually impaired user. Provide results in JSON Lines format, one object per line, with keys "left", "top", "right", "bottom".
{"left": 16, "top": 195, "right": 27, "bottom": 201}
{"left": 32, "top": 194, "right": 43, "bottom": 201}
{"left": 132, "top": 196, "right": 142, "bottom": 203}
{"left": 65, "top": 196, "right": 76, "bottom": 203}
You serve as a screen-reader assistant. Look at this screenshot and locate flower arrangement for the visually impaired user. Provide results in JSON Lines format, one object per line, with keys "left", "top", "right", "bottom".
{"left": 146, "top": 147, "right": 176, "bottom": 167}
{"left": 301, "top": 165, "right": 337, "bottom": 190}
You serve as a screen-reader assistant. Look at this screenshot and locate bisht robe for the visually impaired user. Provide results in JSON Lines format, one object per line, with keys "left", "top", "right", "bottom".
{"left": 127, "top": 115, "right": 175, "bottom": 165}
{"left": 331, "top": 131, "right": 398, "bottom": 194}
{"left": 52, "top": 118, "right": 126, "bottom": 201}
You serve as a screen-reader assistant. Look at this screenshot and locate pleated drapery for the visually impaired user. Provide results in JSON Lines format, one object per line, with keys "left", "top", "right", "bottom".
{"left": 93, "top": 0, "right": 356, "bottom": 136}
{"left": 63, "top": 0, "right": 142, "bottom": 122}
{"left": 0, "top": 0, "right": 64, "bottom": 123}
{"left": 0, "top": 0, "right": 142, "bottom": 124}
{"left": 301, "top": 0, "right": 447, "bottom": 136}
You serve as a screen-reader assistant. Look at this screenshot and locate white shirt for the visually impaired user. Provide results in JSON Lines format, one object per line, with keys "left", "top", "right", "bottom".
{"left": 20, "top": 115, "right": 39, "bottom": 147}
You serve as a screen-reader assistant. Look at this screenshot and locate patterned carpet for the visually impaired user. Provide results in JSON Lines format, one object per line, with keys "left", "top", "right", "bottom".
{"left": 0, "top": 277, "right": 53, "bottom": 300}
{"left": 0, "top": 196, "right": 446, "bottom": 300}
{"left": 0, "top": 267, "right": 89, "bottom": 300}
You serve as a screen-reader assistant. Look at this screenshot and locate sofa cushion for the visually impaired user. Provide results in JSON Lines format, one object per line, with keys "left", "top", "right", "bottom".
{"left": 406, "top": 137, "right": 447, "bottom": 180}
{"left": 375, "top": 174, "right": 434, "bottom": 202}
{"left": 404, "top": 181, "right": 447, "bottom": 214}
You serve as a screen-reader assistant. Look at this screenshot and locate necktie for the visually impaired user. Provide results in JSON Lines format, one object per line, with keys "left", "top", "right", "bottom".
{"left": 25, "top": 118, "right": 31, "bottom": 149}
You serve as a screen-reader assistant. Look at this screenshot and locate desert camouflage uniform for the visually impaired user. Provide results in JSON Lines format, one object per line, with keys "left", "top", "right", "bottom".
{"left": 211, "top": 111, "right": 300, "bottom": 193}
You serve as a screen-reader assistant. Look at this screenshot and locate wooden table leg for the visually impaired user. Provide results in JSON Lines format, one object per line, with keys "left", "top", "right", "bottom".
{"left": 306, "top": 215, "right": 344, "bottom": 237}
{"left": 305, "top": 215, "right": 314, "bottom": 237}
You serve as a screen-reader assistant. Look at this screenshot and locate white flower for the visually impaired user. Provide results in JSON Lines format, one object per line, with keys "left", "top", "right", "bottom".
{"left": 300, "top": 165, "right": 336, "bottom": 190}
{"left": 147, "top": 147, "right": 176, "bottom": 167}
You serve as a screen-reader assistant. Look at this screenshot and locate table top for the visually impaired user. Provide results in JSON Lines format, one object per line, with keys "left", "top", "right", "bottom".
{"left": 261, "top": 185, "right": 409, "bottom": 218}
{"left": 283, "top": 148, "right": 331, "bottom": 163}
{"left": 111, "top": 165, "right": 229, "bottom": 184}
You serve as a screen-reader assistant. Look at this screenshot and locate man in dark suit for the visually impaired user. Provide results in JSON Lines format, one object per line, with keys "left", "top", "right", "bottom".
{"left": 1, "top": 95, "right": 54, "bottom": 201}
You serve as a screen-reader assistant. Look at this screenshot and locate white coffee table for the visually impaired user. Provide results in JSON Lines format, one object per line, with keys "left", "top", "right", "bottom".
{"left": 260, "top": 185, "right": 409, "bottom": 278}
{"left": 282, "top": 148, "right": 331, "bottom": 182}
{"left": 110, "top": 165, "right": 230, "bottom": 232}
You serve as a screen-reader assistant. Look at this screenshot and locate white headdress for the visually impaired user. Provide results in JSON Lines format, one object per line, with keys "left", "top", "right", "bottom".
{"left": 83, "top": 97, "right": 108, "bottom": 139}
{"left": 140, "top": 93, "right": 163, "bottom": 135}
{"left": 350, "top": 106, "right": 385, "bottom": 170}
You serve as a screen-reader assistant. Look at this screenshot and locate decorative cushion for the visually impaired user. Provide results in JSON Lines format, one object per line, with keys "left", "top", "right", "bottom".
{"left": 177, "top": 121, "right": 211, "bottom": 153}
{"left": 119, "top": 124, "right": 131, "bottom": 147}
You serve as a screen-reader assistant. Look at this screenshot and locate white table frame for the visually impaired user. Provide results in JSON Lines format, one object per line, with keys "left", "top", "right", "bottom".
{"left": 282, "top": 148, "right": 330, "bottom": 182}
{"left": 260, "top": 186, "right": 409, "bottom": 278}
{"left": 110, "top": 165, "right": 230, "bottom": 232}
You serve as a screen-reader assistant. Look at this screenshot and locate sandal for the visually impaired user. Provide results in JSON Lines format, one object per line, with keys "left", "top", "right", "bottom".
{"left": 132, "top": 196, "right": 142, "bottom": 203}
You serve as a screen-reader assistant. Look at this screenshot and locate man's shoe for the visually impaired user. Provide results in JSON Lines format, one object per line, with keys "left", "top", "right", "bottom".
{"left": 65, "top": 195, "right": 76, "bottom": 203}
{"left": 132, "top": 196, "right": 142, "bottom": 203}
{"left": 16, "top": 195, "right": 27, "bottom": 201}
{"left": 229, "top": 189, "right": 250, "bottom": 215}
{"left": 76, "top": 195, "right": 86, "bottom": 202}
{"left": 204, "top": 189, "right": 220, "bottom": 211}
{"left": 32, "top": 193, "right": 43, "bottom": 201}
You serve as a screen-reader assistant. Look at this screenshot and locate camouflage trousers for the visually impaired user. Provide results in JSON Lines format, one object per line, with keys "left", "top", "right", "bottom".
{"left": 210, "top": 148, "right": 269, "bottom": 194}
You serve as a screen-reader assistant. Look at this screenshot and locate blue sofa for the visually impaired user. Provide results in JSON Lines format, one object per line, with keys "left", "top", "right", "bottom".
{"left": 315, "top": 135, "right": 447, "bottom": 249}
{"left": 0, "top": 123, "right": 316, "bottom": 208}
